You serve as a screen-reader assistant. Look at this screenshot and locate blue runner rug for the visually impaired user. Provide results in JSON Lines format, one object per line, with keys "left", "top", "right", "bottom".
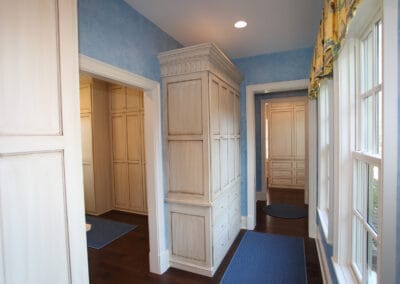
{"left": 221, "top": 231, "right": 307, "bottom": 284}
{"left": 86, "top": 215, "right": 137, "bottom": 249}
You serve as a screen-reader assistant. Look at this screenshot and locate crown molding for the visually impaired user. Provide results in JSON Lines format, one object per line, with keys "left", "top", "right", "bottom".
{"left": 158, "top": 43, "right": 243, "bottom": 85}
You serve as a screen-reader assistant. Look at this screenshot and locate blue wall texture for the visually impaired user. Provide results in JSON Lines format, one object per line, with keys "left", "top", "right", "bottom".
{"left": 233, "top": 47, "right": 313, "bottom": 214}
{"left": 78, "top": 0, "right": 182, "bottom": 82}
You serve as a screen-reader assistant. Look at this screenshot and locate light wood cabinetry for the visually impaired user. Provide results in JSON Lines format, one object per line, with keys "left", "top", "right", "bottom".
{"left": 267, "top": 100, "right": 307, "bottom": 189}
{"left": 109, "top": 85, "right": 147, "bottom": 214}
{"left": 158, "top": 43, "right": 243, "bottom": 276}
{"left": 79, "top": 76, "right": 112, "bottom": 215}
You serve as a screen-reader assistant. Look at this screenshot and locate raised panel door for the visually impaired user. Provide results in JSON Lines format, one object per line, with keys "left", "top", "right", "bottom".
{"left": 269, "top": 109, "right": 293, "bottom": 159}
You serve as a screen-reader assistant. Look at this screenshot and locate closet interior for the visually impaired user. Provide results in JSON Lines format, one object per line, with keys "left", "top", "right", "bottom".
{"left": 79, "top": 74, "right": 147, "bottom": 215}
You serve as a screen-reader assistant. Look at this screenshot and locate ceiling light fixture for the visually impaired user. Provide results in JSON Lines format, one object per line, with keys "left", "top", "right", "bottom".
{"left": 234, "top": 20, "right": 247, "bottom": 29}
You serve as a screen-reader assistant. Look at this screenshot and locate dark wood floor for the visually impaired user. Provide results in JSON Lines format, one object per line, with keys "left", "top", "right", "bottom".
{"left": 88, "top": 188, "right": 323, "bottom": 283}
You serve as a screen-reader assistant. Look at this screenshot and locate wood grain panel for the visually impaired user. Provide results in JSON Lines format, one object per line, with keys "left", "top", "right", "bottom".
{"left": 126, "top": 87, "right": 142, "bottom": 111}
{"left": 210, "top": 79, "right": 220, "bottom": 135}
{"left": 110, "top": 86, "right": 126, "bottom": 111}
{"left": 169, "top": 141, "right": 204, "bottom": 195}
{"left": 211, "top": 139, "right": 220, "bottom": 196}
{"left": 0, "top": 0, "right": 61, "bottom": 135}
{"left": 80, "top": 114, "right": 93, "bottom": 162}
{"left": 269, "top": 110, "right": 292, "bottom": 158}
{"left": 111, "top": 115, "right": 126, "bottom": 161}
{"left": 0, "top": 152, "right": 70, "bottom": 283}
{"left": 128, "top": 163, "right": 144, "bottom": 211}
{"left": 228, "top": 139, "right": 235, "bottom": 182}
{"left": 171, "top": 212, "right": 206, "bottom": 261}
{"left": 80, "top": 84, "right": 92, "bottom": 113}
{"left": 227, "top": 90, "right": 234, "bottom": 135}
{"left": 167, "top": 80, "right": 203, "bottom": 135}
{"left": 83, "top": 163, "right": 95, "bottom": 212}
{"left": 220, "top": 139, "right": 228, "bottom": 188}
{"left": 219, "top": 86, "right": 228, "bottom": 135}
{"left": 113, "top": 163, "right": 129, "bottom": 209}
{"left": 126, "top": 113, "right": 141, "bottom": 161}
{"left": 294, "top": 106, "right": 306, "bottom": 158}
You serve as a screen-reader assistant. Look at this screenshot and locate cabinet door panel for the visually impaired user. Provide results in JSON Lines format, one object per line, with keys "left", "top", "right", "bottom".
{"left": 80, "top": 114, "right": 93, "bottom": 163}
{"left": 219, "top": 86, "right": 228, "bottom": 135}
{"left": 112, "top": 114, "right": 126, "bottom": 161}
{"left": 128, "top": 163, "right": 144, "bottom": 211}
{"left": 80, "top": 84, "right": 92, "bottom": 113}
{"left": 210, "top": 79, "right": 220, "bottom": 135}
{"left": 110, "top": 87, "right": 126, "bottom": 111}
{"left": 126, "top": 113, "right": 141, "bottom": 161}
{"left": 228, "top": 139, "right": 235, "bottom": 182}
{"left": 167, "top": 79, "right": 203, "bottom": 135}
{"left": 126, "top": 88, "right": 142, "bottom": 111}
{"left": 294, "top": 107, "right": 306, "bottom": 158}
{"left": 211, "top": 139, "right": 220, "bottom": 196}
{"left": 269, "top": 110, "right": 292, "bottom": 159}
{"left": 113, "top": 163, "right": 129, "bottom": 208}
{"left": 227, "top": 90, "right": 234, "bottom": 135}
{"left": 220, "top": 139, "right": 228, "bottom": 188}
{"left": 83, "top": 164, "right": 95, "bottom": 212}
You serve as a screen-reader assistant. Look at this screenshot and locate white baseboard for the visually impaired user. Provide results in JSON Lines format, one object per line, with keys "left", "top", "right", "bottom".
{"left": 149, "top": 249, "right": 169, "bottom": 274}
{"left": 241, "top": 216, "right": 247, "bottom": 229}
{"left": 256, "top": 191, "right": 266, "bottom": 201}
{"left": 246, "top": 215, "right": 255, "bottom": 230}
{"left": 316, "top": 229, "right": 332, "bottom": 284}
{"left": 170, "top": 259, "right": 213, "bottom": 277}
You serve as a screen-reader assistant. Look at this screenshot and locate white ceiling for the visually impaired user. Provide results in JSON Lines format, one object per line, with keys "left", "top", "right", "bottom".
{"left": 124, "top": 0, "right": 324, "bottom": 59}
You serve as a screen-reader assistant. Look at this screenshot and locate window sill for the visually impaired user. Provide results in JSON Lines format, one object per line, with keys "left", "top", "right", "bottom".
{"left": 333, "top": 260, "right": 359, "bottom": 284}
{"left": 318, "top": 208, "right": 330, "bottom": 242}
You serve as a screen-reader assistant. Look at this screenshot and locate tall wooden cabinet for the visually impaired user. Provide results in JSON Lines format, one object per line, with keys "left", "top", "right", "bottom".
{"left": 79, "top": 76, "right": 112, "bottom": 215}
{"left": 109, "top": 85, "right": 147, "bottom": 214}
{"left": 158, "top": 43, "right": 243, "bottom": 276}
{"left": 267, "top": 99, "right": 307, "bottom": 189}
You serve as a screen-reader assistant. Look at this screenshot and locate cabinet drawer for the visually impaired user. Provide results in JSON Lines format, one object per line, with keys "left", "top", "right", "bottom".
{"left": 270, "top": 161, "right": 291, "bottom": 169}
{"left": 213, "top": 229, "right": 229, "bottom": 265}
{"left": 270, "top": 178, "right": 293, "bottom": 186}
{"left": 213, "top": 194, "right": 228, "bottom": 217}
{"left": 213, "top": 212, "right": 228, "bottom": 242}
{"left": 271, "top": 169, "right": 292, "bottom": 178}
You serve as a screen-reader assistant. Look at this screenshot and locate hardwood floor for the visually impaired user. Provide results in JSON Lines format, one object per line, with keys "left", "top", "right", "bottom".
{"left": 88, "top": 188, "right": 323, "bottom": 283}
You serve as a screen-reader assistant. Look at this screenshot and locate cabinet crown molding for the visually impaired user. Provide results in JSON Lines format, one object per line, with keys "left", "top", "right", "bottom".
{"left": 158, "top": 43, "right": 243, "bottom": 85}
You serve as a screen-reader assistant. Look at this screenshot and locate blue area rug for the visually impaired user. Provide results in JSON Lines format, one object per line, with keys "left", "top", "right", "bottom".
{"left": 221, "top": 231, "right": 307, "bottom": 284}
{"left": 263, "top": 204, "right": 308, "bottom": 219}
{"left": 86, "top": 215, "right": 137, "bottom": 249}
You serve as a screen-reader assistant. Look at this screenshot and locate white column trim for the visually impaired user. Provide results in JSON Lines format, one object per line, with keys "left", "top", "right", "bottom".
{"left": 245, "top": 79, "right": 310, "bottom": 231}
{"left": 381, "top": 0, "right": 398, "bottom": 282}
{"left": 79, "top": 54, "right": 169, "bottom": 274}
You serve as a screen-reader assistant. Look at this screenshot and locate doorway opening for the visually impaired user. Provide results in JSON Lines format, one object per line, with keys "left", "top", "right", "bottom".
{"left": 79, "top": 55, "right": 168, "bottom": 276}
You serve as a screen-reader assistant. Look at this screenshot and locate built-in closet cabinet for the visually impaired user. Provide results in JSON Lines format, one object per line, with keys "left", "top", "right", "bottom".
{"left": 158, "top": 43, "right": 243, "bottom": 277}
{"left": 109, "top": 85, "right": 147, "bottom": 214}
{"left": 79, "top": 77, "right": 112, "bottom": 215}
{"left": 267, "top": 100, "right": 307, "bottom": 189}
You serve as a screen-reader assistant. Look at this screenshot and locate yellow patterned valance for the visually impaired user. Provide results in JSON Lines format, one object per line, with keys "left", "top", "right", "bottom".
{"left": 308, "top": 0, "right": 362, "bottom": 99}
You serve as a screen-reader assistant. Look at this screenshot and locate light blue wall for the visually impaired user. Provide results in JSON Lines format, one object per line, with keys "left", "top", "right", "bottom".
{"left": 78, "top": 0, "right": 182, "bottom": 82}
{"left": 397, "top": 0, "right": 400, "bottom": 281}
{"left": 233, "top": 47, "right": 313, "bottom": 214}
{"left": 254, "top": 90, "right": 308, "bottom": 193}
{"left": 78, "top": 0, "right": 182, "bottom": 247}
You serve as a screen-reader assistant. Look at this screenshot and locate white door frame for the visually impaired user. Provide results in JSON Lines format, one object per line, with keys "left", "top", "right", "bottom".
{"left": 79, "top": 55, "right": 169, "bottom": 274}
{"left": 245, "top": 79, "right": 315, "bottom": 234}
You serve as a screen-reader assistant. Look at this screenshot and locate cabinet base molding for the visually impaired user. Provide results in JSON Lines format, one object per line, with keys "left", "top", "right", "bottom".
{"left": 169, "top": 259, "right": 214, "bottom": 277}
{"left": 113, "top": 207, "right": 148, "bottom": 216}
{"left": 86, "top": 208, "right": 113, "bottom": 217}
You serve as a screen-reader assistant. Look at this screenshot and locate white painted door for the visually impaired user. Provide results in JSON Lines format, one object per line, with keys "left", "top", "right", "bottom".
{"left": 0, "top": 1, "right": 89, "bottom": 283}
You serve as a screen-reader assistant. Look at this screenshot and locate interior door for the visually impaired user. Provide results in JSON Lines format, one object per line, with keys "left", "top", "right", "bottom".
{"left": 0, "top": 1, "right": 89, "bottom": 283}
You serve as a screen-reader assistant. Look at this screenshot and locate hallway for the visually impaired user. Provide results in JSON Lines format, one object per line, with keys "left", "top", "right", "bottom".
{"left": 88, "top": 188, "right": 322, "bottom": 283}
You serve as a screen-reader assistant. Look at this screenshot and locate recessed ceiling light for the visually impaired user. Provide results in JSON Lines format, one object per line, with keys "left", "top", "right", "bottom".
{"left": 234, "top": 20, "right": 247, "bottom": 29}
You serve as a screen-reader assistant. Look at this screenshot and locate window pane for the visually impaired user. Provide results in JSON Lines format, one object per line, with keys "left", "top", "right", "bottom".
{"left": 377, "top": 91, "right": 382, "bottom": 154}
{"left": 352, "top": 216, "right": 364, "bottom": 274}
{"left": 362, "top": 96, "right": 374, "bottom": 152}
{"left": 355, "top": 160, "right": 367, "bottom": 214}
{"left": 367, "top": 234, "right": 378, "bottom": 284}
{"left": 376, "top": 20, "right": 382, "bottom": 85}
{"left": 361, "top": 32, "right": 374, "bottom": 92}
{"left": 368, "top": 165, "right": 379, "bottom": 232}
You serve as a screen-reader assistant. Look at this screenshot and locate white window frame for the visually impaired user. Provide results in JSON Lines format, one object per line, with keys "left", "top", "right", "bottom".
{"left": 331, "top": 0, "right": 398, "bottom": 283}
{"left": 317, "top": 79, "right": 334, "bottom": 242}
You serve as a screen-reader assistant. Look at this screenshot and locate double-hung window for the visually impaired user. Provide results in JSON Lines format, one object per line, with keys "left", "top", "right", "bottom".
{"left": 352, "top": 18, "right": 382, "bottom": 283}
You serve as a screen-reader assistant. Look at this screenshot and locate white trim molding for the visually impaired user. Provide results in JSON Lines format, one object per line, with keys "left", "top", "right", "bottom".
{"left": 381, "top": 0, "right": 398, "bottom": 282}
{"left": 79, "top": 54, "right": 168, "bottom": 274}
{"left": 245, "top": 79, "right": 310, "bottom": 231}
